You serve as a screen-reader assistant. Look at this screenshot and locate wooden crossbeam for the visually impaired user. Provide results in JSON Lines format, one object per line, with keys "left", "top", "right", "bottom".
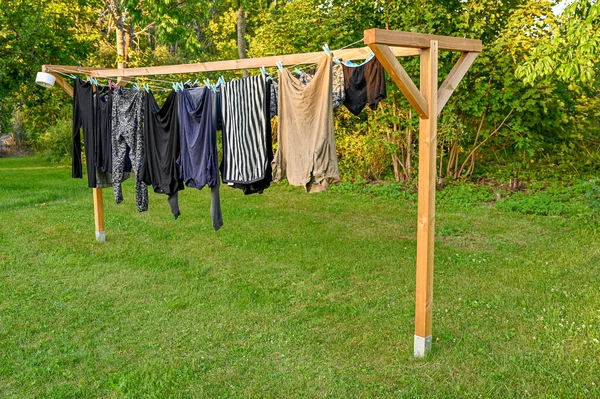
{"left": 42, "top": 46, "right": 420, "bottom": 79}
{"left": 368, "top": 44, "right": 428, "bottom": 119}
{"left": 437, "top": 52, "right": 479, "bottom": 115}
{"left": 364, "top": 29, "right": 482, "bottom": 53}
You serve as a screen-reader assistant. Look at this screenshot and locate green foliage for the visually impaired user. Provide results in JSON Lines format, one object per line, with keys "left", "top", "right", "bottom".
{"left": 330, "top": 179, "right": 415, "bottom": 200}
{"left": 38, "top": 119, "right": 72, "bottom": 163}
{"left": 0, "top": 0, "right": 597, "bottom": 185}
{"left": 437, "top": 183, "right": 495, "bottom": 209}
{"left": 496, "top": 180, "right": 599, "bottom": 219}
{"left": 516, "top": 0, "right": 600, "bottom": 86}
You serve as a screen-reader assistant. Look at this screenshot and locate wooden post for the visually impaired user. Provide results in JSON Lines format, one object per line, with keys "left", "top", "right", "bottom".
{"left": 87, "top": 76, "right": 107, "bottom": 243}
{"left": 92, "top": 188, "right": 106, "bottom": 242}
{"left": 414, "top": 40, "right": 438, "bottom": 357}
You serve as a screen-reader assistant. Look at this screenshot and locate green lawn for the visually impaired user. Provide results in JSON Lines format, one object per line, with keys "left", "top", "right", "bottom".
{"left": 0, "top": 156, "right": 599, "bottom": 398}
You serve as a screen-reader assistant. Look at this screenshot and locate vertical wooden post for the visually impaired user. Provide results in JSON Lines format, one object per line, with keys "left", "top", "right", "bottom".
{"left": 93, "top": 188, "right": 106, "bottom": 242}
{"left": 414, "top": 40, "right": 438, "bottom": 357}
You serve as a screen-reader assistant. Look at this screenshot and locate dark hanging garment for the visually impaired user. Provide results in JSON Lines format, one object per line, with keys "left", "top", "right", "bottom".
{"left": 342, "top": 56, "right": 387, "bottom": 116}
{"left": 72, "top": 78, "right": 97, "bottom": 187}
{"left": 112, "top": 87, "right": 147, "bottom": 212}
{"left": 141, "top": 90, "right": 184, "bottom": 219}
{"left": 95, "top": 89, "right": 113, "bottom": 174}
{"left": 219, "top": 75, "right": 273, "bottom": 195}
{"left": 177, "top": 87, "right": 223, "bottom": 230}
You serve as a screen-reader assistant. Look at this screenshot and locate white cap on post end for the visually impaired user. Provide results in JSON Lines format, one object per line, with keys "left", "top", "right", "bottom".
{"left": 414, "top": 335, "right": 432, "bottom": 358}
{"left": 35, "top": 72, "right": 56, "bottom": 88}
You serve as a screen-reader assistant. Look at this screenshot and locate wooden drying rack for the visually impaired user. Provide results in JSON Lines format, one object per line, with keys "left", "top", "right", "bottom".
{"left": 41, "top": 28, "right": 482, "bottom": 358}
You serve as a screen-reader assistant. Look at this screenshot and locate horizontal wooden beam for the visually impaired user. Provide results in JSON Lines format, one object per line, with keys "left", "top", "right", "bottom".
{"left": 42, "top": 65, "right": 103, "bottom": 74}
{"left": 368, "top": 43, "right": 428, "bottom": 119}
{"left": 437, "top": 52, "right": 479, "bottom": 115}
{"left": 42, "top": 46, "right": 420, "bottom": 79}
{"left": 364, "top": 29, "right": 482, "bottom": 53}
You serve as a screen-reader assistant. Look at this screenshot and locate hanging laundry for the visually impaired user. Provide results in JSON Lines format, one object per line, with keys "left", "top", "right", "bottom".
{"left": 342, "top": 56, "right": 387, "bottom": 116}
{"left": 141, "top": 90, "right": 184, "bottom": 219}
{"left": 269, "top": 78, "right": 279, "bottom": 119}
{"left": 72, "top": 77, "right": 112, "bottom": 188}
{"left": 219, "top": 74, "right": 273, "bottom": 195}
{"left": 269, "top": 63, "right": 345, "bottom": 117}
{"left": 273, "top": 55, "right": 340, "bottom": 193}
{"left": 112, "top": 87, "right": 148, "bottom": 212}
{"left": 94, "top": 88, "right": 112, "bottom": 174}
{"left": 177, "top": 86, "right": 223, "bottom": 230}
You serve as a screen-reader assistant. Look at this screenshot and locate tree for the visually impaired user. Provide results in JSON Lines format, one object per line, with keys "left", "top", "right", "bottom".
{"left": 516, "top": 0, "right": 600, "bottom": 85}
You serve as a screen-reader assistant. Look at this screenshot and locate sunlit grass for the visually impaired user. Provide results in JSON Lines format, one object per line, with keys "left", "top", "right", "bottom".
{"left": 0, "top": 157, "right": 599, "bottom": 398}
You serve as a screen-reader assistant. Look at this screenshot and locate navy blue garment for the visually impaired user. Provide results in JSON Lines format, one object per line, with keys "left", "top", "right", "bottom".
{"left": 177, "top": 87, "right": 223, "bottom": 230}
{"left": 141, "top": 90, "right": 184, "bottom": 219}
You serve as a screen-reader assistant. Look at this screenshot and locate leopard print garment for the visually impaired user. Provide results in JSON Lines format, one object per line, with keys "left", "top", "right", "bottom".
{"left": 111, "top": 88, "right": 149, "bottom": 212}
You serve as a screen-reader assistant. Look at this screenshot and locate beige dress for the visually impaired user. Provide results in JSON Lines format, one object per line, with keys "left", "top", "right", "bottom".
{"left": 272, "top": 55, "right": 340, "bottom": 193}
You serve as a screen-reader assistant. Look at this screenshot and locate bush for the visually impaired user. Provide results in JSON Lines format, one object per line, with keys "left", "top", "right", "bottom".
{"left": 39, "top": 119, "right": 72, "bottom": 163}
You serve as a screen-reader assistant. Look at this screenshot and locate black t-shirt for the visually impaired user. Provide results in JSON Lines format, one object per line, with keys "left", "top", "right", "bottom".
{"left": 141, "top": 90, "right": 184, "bottom": 196}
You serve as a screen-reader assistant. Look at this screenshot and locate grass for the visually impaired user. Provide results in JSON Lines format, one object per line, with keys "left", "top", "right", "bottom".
{"left": 0, "top": 156, "right": 599, "bottom": 398}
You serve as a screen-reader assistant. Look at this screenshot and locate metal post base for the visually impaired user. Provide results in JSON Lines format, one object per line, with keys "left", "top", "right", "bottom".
{"left": 95, "top": 231, "right": 106, "bottom": 243}
{"left": 414, "top": 335, "right": 432, "bottom": 357}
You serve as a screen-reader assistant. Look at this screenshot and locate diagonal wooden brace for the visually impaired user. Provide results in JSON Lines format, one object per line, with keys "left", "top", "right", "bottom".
{"left": 368, "top": 43, "right": 429, "bottom": 119}
{"left": 437, "top": 52, "right": 479, "bottom": 115}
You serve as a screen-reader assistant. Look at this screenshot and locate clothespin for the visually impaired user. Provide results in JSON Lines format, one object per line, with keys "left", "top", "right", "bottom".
{"left": 294, "top": 67, "right": 303, "bottom": 76}
{"left": 184, "top": 79, "right": 191, "bottom": 86}
{"left": 172, "top": 82, "right": 179, "bottom": 92}
{"left": 67, "top": 74, "right": 77, "bottom": 79}
{"left": 203, "top": 78, "right": 211, "bottom": 87}
{"left": 133, "top": 82, "right": 140, "bottom": 90}
{"left": 218, "top": 76, "right": 225, "bottom": 85}
{"left": 276, "top": 61, "right": 284, "bottom": 71}
{"left": 260, "top": 67, "right": 272, "bottom": 81}
{"left": 323, "top": 43, "right": 341, "bottom": 65}
{"left": 192, "top": 79, "right": 199, "bottom": 86}
{"left": 344, "top": 60, "right": 358, "bottom": 67}
{"left": 144, "top": 83, "right": 150, "bottom": 92}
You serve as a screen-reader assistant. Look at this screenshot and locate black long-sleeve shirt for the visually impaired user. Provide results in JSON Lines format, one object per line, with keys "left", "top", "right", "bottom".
{"left": 72, "top": 78, "right": 97, "bottom": 187}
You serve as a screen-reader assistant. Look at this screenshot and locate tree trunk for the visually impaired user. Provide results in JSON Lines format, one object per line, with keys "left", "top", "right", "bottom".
{"left": 387, "top": 126, "right": 401, "bottom": 181}
{"left": 115, "top": 11, "right": 128, "bottom": 69}
{"left": 237, "top": 6, "right": 249, "bottom": 78}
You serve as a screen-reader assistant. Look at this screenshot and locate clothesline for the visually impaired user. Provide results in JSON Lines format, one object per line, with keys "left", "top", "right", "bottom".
{"left": 46, "top": 38, "right": 370, "bottom": 93}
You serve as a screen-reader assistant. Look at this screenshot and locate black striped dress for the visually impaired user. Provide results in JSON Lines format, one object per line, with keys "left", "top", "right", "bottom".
{"left": 219, "top": 75, "right": 273, "bottom": 194}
